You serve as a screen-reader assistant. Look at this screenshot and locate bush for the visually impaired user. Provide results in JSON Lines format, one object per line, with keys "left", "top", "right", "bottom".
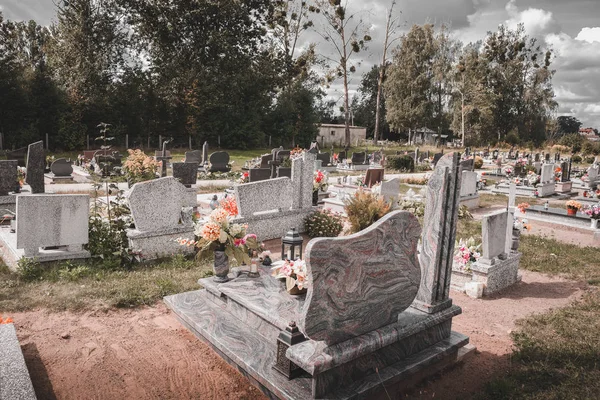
{"left": 572, "top": 155, "right": 582, "bottom": 163}
{"left": 558, "top": 134, "right": 584, "bottom": 152}
{"left": 344, "top": 190, "right": 391, "bottom": 234}
{"left": 386, "top": 155, "right": 415, "bottom": 172}
{"left": 585, "top": 156, "right": 595, "bottom": 164}
{"left": 474, "top": 156, "right": 484, "bottom": 169}
{"left": 505, "top": 132, "right": 519, "bottom": 145}
{"left": 17, "top": 258, "right": 44, "bottom": 282}
{"left": 398, "top": 200, "right": 425, "bottom": 217}
{"left": 304, "top": 209, "right": 344, "bottom": 238}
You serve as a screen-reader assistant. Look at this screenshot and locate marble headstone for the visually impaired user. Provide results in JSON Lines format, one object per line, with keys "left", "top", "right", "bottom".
{"left": 300, "top": 210, "right": 422, "bottom": 345}
{"left": 0, "top": 160, "right": 18, "bottom": 196}
{"left": 414, "top": 153, "right": 461, "bottom": 314}
{"left": 25, "top": 141, "right": 45, "bottom": 194}
{"left": 460, "top": 170, "right": 478, "bottom": 196}
{"left": 479, "top": 210, "right": 508, "bottom": 265}
{"left": 541, "top": 163, "right": 554, "bottom": 183}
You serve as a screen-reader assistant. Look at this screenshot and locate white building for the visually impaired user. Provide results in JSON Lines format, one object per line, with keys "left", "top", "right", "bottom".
{"left": 316, "top": 124, "right": 367, "bottom": 147}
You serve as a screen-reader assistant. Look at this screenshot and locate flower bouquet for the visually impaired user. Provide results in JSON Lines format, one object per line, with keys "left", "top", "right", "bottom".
{"left": 453, "top": 237, "right": 481, "bottom": 273}
{"left": 178, "top": 203, "right": 259, "bottom": 282}
{"left": 584, "top": 205, "right": 600, "bottom": 229}
{"left": 313, "top": 170, "right": 328, "bottom": 192}
{"left": 517, "top": 202, "right": 530, "bottom": 214}
{"left": 272, "top": 259, "right": 309, "bottom": 295}
{"left": 565, "top": 200, "right": 582, "bottom": 216}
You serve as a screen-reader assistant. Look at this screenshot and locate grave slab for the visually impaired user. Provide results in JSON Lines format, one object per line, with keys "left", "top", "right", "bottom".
{"left": 25, "top": 141, "right": 45, "bottom": 194}
{"left": 0, "top": 324, "right": 37, "bottom": 400}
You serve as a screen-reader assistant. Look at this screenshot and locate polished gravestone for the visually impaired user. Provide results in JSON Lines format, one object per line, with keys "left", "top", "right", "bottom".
{"left": 166, "top": 153, "right": 470, "bottom": 399}
{"left": 25, "top": 141, "right": 45, "bottom": 193}
{"left": 172, "top": 162, "right": 198, "bottom": 187}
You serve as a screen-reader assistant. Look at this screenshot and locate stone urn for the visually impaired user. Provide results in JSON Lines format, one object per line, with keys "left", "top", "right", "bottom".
{"left": 213, "top": 249, "right": 230, "bottom": 283}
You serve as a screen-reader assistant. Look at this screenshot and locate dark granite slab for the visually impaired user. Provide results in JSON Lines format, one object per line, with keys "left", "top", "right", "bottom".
{"left": 0, "top": 160, "right": 18, "bottom": 196}
{"left": 25, "top": 141, "right": 45, "bottom": 194}
{"left": 525, "top": 205, "right": 590, "bottom": 221}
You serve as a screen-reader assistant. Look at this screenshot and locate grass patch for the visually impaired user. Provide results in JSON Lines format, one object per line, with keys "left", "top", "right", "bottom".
{"left": 478, "top": 194, "right": 542, "bottom": 209}
{"left": 196, "top": 184, "right": 229, "bottom": 194}
{"left": 480, "top": 290, "right": 600, "bottom": 400}
{"left": 0, "top": 256, "right": 212, "bottom": 312}
{"left": 519, "top": 235, "right": 600, "bottom": 284}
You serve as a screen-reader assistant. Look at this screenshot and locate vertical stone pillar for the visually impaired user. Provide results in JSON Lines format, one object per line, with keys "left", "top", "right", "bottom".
{"left": 413, "top": 152, "right": 461, "bottom": 314}
{"left": 505, "top": 183, "right": 516, "bottom": 256}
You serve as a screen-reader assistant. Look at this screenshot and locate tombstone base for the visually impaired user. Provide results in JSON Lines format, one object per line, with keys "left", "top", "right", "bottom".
{"left": 0, "top": 324, "right": 37, "bottom": 400}
{"left": 164, "top": 265, "right": 469, "bottom": 400}
{"left": 0, "top": 225, "right": 90, "bottom": 270}
{"left": 44, "top": 173, "right": 74, "bottom": 183}
{"left": 555, "top": 181, "right": 573, "bottom": 193}
{"left": 459, "top": 194, "right": 480, "bottom": 210}
{"left": 127, "top": 226, "right": 195, "bottom": 260}
{"left": 0, "top": 195, "right": 17, "bottom": 213}
{"left": 537, "top": 182, "right": 556, "bottom": 197}
{"left": 451, "top": 252, "right": 522, "bottom": 296}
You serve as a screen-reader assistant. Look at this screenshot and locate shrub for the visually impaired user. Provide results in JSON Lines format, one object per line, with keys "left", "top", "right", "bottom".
{"left": 304, "top": 209, "right": 344, "bottom": 238}
{"left": 398, "top": 200, "right": 425, "bottom": 217}
{"left": 585, "top": 156, "right": 595, "bottom": 164}
{"left": 386, "top": 155, "right": 415, "bottom": 172}
{"left": 572, "top": 155, "right": 582, "bottom": 163}
{"left": 344, "top": 190, "right": 391, "bottom": 233}
{"left": 123, "top": 149, "right": 159, "bottom": 184}
{"left": 558, "top": 134, "right": 584, "bottom": 152}
{"left": 474, "top": 156, "right": 484, "bottom": 169}
{"left": 17, "top": 258, "right": 43, "bottom": 282}
{"left": 505, "top": 132, "right": 519, "bottom": 145}
{"left": 401, "top": 176, "right": 429, "bottom": 185}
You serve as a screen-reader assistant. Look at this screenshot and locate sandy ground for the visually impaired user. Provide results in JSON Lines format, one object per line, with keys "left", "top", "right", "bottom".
{"left": 7, "top": 270, "right": 587, "bottom": 400}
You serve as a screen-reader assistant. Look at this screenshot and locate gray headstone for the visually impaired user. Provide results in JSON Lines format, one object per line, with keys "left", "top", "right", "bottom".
{"left": 479, "top": 210, "right": 508, "bottom": 264}
{"left": 414, "top": 152, "right": 461, "bottom": 314}
{"left": 185, "top": 150, "right": 202, "bottom": 164}
{"left": 260, "top": 154, "right": 272, "bottom": 168}
{"left": 25, "top": 141, "right": 45, "bottom": 194}
{"left": 534, "top": 153, "right": 540, "bottom": 162}
{"left": 460, "top": 170, "right": 478, "bottom": 197}
{"left": 560, "top": 161, "right": 569, "bottom": 182}
{"left": 128, "top": 177, "right": 192, "bottom": 232}
{"left": 541, "top": 163, "right": 555, "bottom": 183}
{"left": 16, "top": 194, "right": 89, "bottom": 256}
{"left": 317, "top": 152, "right": 331, "bottom": 165}
{"left": 432, "top": 152, "right": 443, "bottom": 166}
{"left": 351, "top": 151, "right": 367, "bottom": 165}
{"left": 172, "top": 162, "right": 198, "bottom": 187}
{"left": 299, "top": 210, "right": 422, "bottom": 345}
{"left": 0, "top": 160, "right": 18, "bottom": 196}
{"left": 379, "top": 177, "right": 401, "bottom": 204}
{"left": 50, "top": 158, "right": 73, "bottom": 177}
{"left": 235, "top": 178, "right": 293, "bottom": 217}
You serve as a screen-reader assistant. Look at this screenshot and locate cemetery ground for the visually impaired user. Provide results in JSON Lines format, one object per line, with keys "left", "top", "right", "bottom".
{"left": 1, "top": 219, "right": 598, "bottom": 399}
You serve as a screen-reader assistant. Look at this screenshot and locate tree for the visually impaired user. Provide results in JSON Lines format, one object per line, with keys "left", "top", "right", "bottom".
{"left": 312, "top": 0, "right": 371, "bottom": 148}
{"left": 353, "top": 66, "right": 390, "bottom": 140}
{"left": 373, "top": 0, "right": 402, "bottom": 144}
{"left": 557, "top": 116, "right": 582, "bottom": 135}
{"left": 385, "top": 24, "right": 437, "bottom": 144}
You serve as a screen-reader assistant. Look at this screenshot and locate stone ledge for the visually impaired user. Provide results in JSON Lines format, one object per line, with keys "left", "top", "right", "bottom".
{"left": 287, "top": 304, "right": 462, "bottom": 375}
{"left": 0, "top": 324, "right": 37, "bottom": 400}
{"left": 126, "top": 225, "right": 194, "bottom": 239}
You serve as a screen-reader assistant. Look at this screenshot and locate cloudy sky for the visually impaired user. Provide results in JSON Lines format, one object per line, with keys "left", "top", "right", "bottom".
{"left": 1, "top": 0, "right": 599, "bottom": 128}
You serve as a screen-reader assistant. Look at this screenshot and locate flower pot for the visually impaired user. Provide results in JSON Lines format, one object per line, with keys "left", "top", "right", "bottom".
{"left": 567, "top": 208, "right": 577, "bottom": 216}
{"left": 286, "top": 277, "right": 306, "bottom": 295}
{"left": 591, "top": 219, "right": 599, "bottom": 230}
{"left": 213, "top": 250, "right": 230, "bottom": 283}
{"left": 511, "top": 228, "right": 521, "bottom": 251}
{"left": 312, "top": 190, "right": 318, "bottom": 206}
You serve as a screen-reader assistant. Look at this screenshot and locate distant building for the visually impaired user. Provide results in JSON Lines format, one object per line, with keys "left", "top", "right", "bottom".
{"left": 317, "top": 124, "right": 367, "bottom": 147}
{"left": 412, "top": 127, "right": 449, "bottom": 146}
{"left": 580, "top": 127, "right": 595, "bottom": 137}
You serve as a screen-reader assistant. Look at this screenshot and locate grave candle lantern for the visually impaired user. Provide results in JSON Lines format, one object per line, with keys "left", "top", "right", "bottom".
{"left": 281, "top": 228, "right": 303, "bottom": 261}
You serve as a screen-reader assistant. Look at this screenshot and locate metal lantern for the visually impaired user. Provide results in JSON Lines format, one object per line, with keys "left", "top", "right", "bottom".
{"left": 273, "top": 321, "right": 307, "bottom": 379}
{"left": 281, "top": 228, "right": 303, "bottom": 261}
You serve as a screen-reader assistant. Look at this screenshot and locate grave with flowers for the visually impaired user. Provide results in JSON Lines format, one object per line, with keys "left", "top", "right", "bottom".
{"left": 165, "top": 152, "right": 472, "bottom": 399}
{"left": 452, "top": 184, "right": 523, "bottom": 298}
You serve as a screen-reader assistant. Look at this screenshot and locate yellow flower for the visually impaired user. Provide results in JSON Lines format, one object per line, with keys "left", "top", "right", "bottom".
{"left": 200, "top": 222, "right": 221, "bottom": 242}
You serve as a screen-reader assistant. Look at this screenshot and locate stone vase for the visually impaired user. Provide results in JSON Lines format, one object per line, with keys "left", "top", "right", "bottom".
{"left": 213, "top": 250, "right": 230, "bottom": 283}
{"left": 286, "top": 277, "right": 307, "bottom": 296}
{"left": 591, "top": 219, "right": 599, "bottom": 230}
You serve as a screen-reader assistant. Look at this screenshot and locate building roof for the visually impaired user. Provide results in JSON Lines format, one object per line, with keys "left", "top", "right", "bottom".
{"left": 318, "top": 124, "right": 366, "bottom": 129}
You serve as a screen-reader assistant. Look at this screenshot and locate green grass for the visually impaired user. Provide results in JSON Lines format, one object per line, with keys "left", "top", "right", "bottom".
{"left": 519, "top": 235, "right": 600, "bottom": 285}
{"left": 0, "top": 256, "right": 212, "bottom": 312}
{"left": 480, "top": 290, "right": 600, "bottom": 400}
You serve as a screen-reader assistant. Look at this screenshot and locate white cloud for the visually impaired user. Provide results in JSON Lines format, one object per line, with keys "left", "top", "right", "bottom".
{"left": 504, "top": 0, "right": 560, "bottom": 38}
{"left": 575, "top": 27, "right": 600, "bottom": 43}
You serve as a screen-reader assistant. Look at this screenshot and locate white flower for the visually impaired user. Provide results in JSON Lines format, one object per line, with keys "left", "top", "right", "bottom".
{"left": 218, "top": 230, "right": 228, "bottom": 243}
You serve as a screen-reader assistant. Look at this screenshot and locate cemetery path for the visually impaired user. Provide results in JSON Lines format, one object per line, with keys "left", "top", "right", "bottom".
{"left": 406, "top": 270, "right": 587, "bottom": 399}
{"left": 7, "top": 270, "right": 586, "bottom": 400}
